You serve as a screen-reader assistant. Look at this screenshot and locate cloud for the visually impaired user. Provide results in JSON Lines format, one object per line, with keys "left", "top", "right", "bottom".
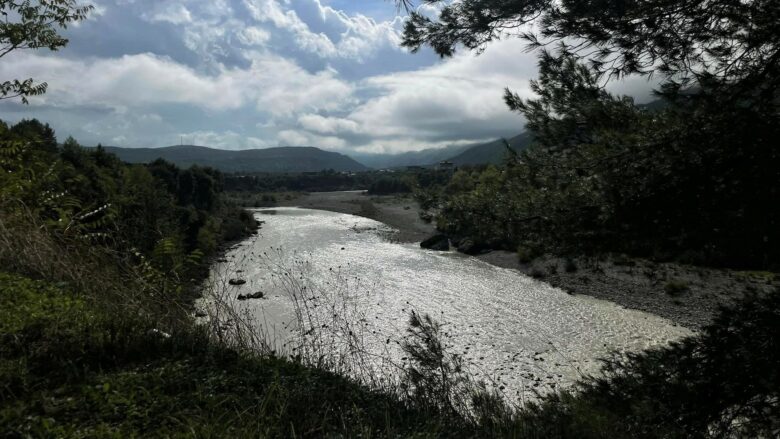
{"left": 238, "top": 26, "right": 271, "bottom": 46}
{"left": 0, "top": 51, "right": 354, "bottom": 116}
{"left": 146, "top": 3, "right": 193, "bottom": 25}
{"left": 243, "top": 0, "right": 402, "bottom": 61}
{"left": 289, "top": 39, "right": 539, "bottom": 153}
{"left": 0, "top": 0, "right": 658, "bottom": 154}
{"left": 179, "top": 130, "right": 271, "bottom": 149}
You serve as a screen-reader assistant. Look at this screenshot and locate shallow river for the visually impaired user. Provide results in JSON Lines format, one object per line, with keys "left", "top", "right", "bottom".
{"left": 208, "top": 207, "right": 690, "bottom": 403}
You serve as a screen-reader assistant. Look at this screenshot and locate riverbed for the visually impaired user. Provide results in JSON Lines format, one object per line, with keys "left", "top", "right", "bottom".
{"left": 207, "top": 207, "right": 691, "bottom": 403}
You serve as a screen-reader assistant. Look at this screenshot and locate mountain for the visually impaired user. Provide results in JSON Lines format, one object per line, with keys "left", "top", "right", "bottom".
{"left": 351, "top": 143, "right": 471, "bottom": 169}
{"left": 445, "top": 133, "right": 532, "bottom": 166}
{"left": 103, "top": 145, "right": 369, "bottom": 173}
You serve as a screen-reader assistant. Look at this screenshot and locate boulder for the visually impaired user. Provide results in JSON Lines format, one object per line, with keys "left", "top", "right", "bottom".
{"left": 228, "top": 279, "right": 246, "bottom": 286}
{"left": 456, "top": 238, "right": 490, "bottom": 255}
{"left": 420, "top": 234, "right": 449, "bottom": 251}
{"left": 457, "top": 238, "right": 477, "bottom": 255}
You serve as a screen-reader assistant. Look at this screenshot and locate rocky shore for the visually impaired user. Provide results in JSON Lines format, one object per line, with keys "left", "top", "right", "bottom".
{"left": 277, "top": 191, "right": 436, "bottom": 242}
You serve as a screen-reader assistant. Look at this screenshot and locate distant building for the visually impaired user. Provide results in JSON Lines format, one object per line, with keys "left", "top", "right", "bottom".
{"left": 437, "top": 160, "right": 455, "bottom": 172}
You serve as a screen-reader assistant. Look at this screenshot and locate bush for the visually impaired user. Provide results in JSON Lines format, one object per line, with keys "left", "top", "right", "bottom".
{"left": 367, "top": 177, "right": 412, "bottom": 195}
{"left": 516, "top": 290, "right": 780, "bottom": 438}
{"left": 664, "top": 280, "right": 689, "bottom": 296}
{"left": 517, "top": 245, "right": 536, "bottom": 263}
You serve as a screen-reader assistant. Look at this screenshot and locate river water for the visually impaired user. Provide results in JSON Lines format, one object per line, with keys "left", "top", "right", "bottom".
{"left": 208, "top": 207, "right": 690, "bottom": 403}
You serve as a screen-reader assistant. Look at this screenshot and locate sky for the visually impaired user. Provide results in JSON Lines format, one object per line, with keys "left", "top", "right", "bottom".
{"left": 0, "top": 0, "right": 654, "bottom": 154}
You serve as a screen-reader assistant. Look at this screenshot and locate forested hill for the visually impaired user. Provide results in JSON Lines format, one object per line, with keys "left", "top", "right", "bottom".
{"left": 352, "top": 133, "right": 531, "bottom": 169}
{"left": 446, "top": 133, "right": 532, "bottom": 166}
{"left": 103, "top": 145, "right": 369, "bottom": 173}
{"left": 352, "top": 144, "right": 470, "bottom": 169}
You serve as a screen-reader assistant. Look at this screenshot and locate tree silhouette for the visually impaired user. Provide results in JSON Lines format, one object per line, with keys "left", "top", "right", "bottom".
{"left": 0, "top": 0, "right": 93, "bottom": 103}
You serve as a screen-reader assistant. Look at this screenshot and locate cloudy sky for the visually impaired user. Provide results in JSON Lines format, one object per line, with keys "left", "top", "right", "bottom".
{"left": 0, "top": 0, "right": 653, "bottom": 154}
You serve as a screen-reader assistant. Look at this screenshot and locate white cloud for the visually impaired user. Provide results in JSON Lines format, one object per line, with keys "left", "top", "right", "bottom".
{"left": 180, "top": 130, "right": 270, "bottom": 149}
{"left": 147, "top": 3, "right": 193, "bottom": 25}
{"left": 243, "top": 0, "right": 402, "bottom": 61}
{"left": 290, "top": 39, "right": 538, "bottom": 153}
{"left": 298, "top": 113, "right": 361, "bottom": 136}
{"left": 277, "top": 129, "right": 348, "bottom": 150}
{"left": 238, "top": 26, "right": 271, "bottom": 46}
{"left": 0, "top": 0, "right": 659, "bottom": 154}
{"left": 0, "top": 51, "right": 354, "bottom": 116}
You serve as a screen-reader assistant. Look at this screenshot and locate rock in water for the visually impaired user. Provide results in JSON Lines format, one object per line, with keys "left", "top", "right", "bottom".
{"left": 420, "top": 234, "right": 449, "bottom": 251}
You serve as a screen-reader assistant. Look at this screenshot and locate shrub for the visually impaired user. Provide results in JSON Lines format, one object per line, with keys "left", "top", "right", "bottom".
{"left": 517, "top": 245, "right": 536, "bottom": 263}
{"left": 664, "top": 280, "right": 689, "bottom": 296}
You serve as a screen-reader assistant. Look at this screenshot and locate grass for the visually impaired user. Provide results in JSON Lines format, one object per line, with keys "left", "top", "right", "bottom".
{"left": 0, "top": 272, "right": 451, "bottom": 437}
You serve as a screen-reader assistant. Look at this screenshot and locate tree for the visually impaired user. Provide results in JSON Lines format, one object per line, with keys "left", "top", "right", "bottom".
{"left": 397, "top": 0, "right": 780, "bottom": 267}
{"left": 9, "top": 118, "right": 57, "bottom": 152}
{"left": 399, "top": 0, "right": 780, "bottom": 101}
{"left": 0, "top": 0, "right": 93, "bottom": 103}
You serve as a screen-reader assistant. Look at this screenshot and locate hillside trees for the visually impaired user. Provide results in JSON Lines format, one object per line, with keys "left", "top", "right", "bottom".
{"left": 0, "top": 0, "right": 93, "bottom": 102}
{"left": 0, "top": 118, "right": 256, "bottom": 285}
{"left": 399, "top": 0, "right": 780, "bottom": 267}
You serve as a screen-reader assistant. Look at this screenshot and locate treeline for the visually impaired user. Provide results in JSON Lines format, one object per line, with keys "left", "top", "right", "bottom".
{"left": 225, "top": 168, "right": 454, "bottom": 196}
{"left": 224, "top": 170, "right": 375, "bottom": 192}
{"left": 418, "top": 65, "right": 779, "bottom": 268}
{"left": 0, "top": 118, "right": 256, "bottom": 286}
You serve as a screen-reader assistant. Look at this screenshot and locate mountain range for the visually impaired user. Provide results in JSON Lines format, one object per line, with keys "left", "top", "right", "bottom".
{"left": 103, "top": 145, "right": 368, "bottom": 173}
{"left": 101, "top": 132, "right": 532, "bottom": 173}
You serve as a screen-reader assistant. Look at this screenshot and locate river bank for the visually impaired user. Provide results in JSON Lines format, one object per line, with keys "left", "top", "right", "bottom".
{"left": 277, "top": 190, "right": 436, "bottom": 243}
{"left": 275, "top": 191, "right": 777, "bottom": 329}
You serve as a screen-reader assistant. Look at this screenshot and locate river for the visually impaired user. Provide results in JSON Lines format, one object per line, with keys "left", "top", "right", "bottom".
{"left": 206, "top": 207, "right": 690, "bottom": 404}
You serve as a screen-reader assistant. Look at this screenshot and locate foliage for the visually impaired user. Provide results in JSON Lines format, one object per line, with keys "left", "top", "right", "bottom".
{"left": 0, "top": 118, "right": 257, "bottom": 288}
{"left": 396, "top": 1, "right": 780, "bottom": 270}
{"left": 432, "top": 52, "right": 780, "bottom": 267}
{"left": 0, "top": 273, "right": 450, "bottom": 438}
{"left": 517, "top": 289, "right": 780, "bottom": 438}
{"left": 399, "top": 0, "right": 780, "bottom": 95}
{"left": 367, "top": 175, "right": 413, "bottom": 195}
{"left": 0, "top": 0, "right": 93, "bottom": 103}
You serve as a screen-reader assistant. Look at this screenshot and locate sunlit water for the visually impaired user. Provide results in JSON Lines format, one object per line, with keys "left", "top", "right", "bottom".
{"left": 207, "top": 207, "right": 691, "bottom": 403}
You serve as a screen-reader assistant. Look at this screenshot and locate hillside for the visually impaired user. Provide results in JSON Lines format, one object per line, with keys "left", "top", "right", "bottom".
{"left": 352, "top": 144, "right": 470, "bottom": 169}
{"left": 103, "top": 145, "right": 369, "bottom": 173}
{"left": 351, "top": 133, "right": 532, "bottom": 169}
{"left": 446, "top": 133, "right": 532, "bottom": 166}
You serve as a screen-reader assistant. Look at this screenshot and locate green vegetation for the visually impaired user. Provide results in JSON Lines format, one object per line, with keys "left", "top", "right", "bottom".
{"left": 1, "top": 1, "right": 778, "bottom": 436}
{"left": 0, "top": 273, "right": 452, "bottom": 437}
{"left": 399, "top": 0, "right": 780, "bottom": 270}
{"left": 0, "top": 119, "right": 453, "bottom": 437}
{"left": 1, "top": 0, "right": 92, "bottom": 103}
{"left": 104, "top": 145, "right": 368, "bottom": 173}
{"left": 446, "top": 133, "right": 531, "bottom": 166}
{"left": 225, "top": 169, "right": 375, "bottom": 192}
{"left": 514, "top": 291, "right": 780, "bottom": 438}
{"left": 367, "top": 176, "right": 413, "bottom": 195}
